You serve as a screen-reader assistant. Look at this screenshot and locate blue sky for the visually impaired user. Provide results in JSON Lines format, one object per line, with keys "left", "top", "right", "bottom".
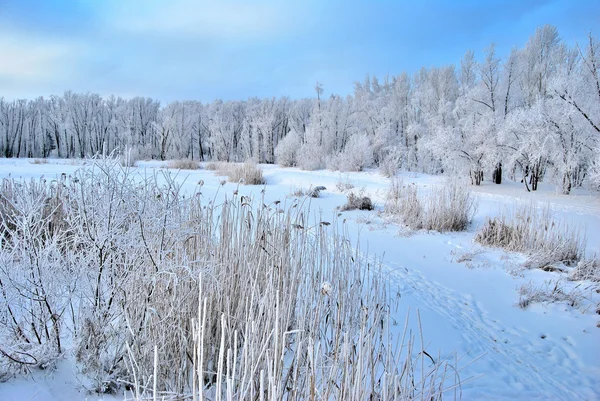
{"left": 0, "top": 0, "right": 598, "bottom": 102}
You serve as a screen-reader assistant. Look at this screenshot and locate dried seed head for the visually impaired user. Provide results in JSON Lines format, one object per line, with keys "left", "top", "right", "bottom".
{"left": 320, "top": 281, "right": 333, "bottom": 296}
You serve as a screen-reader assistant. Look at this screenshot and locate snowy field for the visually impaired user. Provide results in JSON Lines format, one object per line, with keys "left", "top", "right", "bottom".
{"left": 0, "top": 158, "right": 599, "bottom": 401}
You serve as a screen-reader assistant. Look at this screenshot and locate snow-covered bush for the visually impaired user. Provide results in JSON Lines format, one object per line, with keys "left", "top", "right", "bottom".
{"left": 379, "top": 152, "right": 401, "bottom": 177}
{"left": 119, "top": 146, "right": 143, "bottom": 167}
{"left": 296, "top": 128, "right": 326, "bottom": 171}
{"left": 474, "top": 203, "right": 585, "bottom": 269}
{"left": 336, "top": 134, "right": 373, "bottom": 172}
{"left": 588, "top": 152, "right": 600, "bottom": 191}
{"left": 274, "top": 129, "right": 302, "bottom": 167}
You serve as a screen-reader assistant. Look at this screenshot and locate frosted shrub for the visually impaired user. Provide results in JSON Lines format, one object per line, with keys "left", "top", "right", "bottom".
{"left": 588, "top": 152, "right": 600, "bottom": 190}
{"left": 379, "top": 152, "right": 401, "bottom": 177}
{"left": 119, "top": 146, "right": 143, "bottom": 167}
{"left": 338, "top": 134, "right": 374, "bottom": 172}
{"left": 474, "top": 203, "right": 585, "bottom": 269}
{"left": 274, "top": 129, "right": 302, "bottom": 167}
{"left": 296, "top": 142, "right": 325, "bottom": 170}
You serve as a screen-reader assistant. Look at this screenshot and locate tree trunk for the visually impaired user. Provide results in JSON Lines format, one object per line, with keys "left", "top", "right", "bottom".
{"left": 562, "top": 171, "right": 572, "bottom": 195}
{"left": 492, "top": 162, "right": 502, "bottom": 184}
{"left": 470, "top": 169, "right": 483, "bottom": 185}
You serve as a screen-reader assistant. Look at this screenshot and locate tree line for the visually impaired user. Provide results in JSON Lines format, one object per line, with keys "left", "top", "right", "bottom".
{"left": 1, "top": 25, "right": 598, "bottom": 193}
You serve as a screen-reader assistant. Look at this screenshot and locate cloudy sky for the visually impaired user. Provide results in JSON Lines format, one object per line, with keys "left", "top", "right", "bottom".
{"left": 1, "top": 0, "right": 598, "bottom": 102}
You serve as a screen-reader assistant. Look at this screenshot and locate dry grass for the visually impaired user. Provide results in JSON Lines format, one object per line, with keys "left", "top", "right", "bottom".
{"left": 517, "top": 280, "right": 583, "bottom": 309}
{"left": 204, "top": 161, "right": 225, "bottom": 171}
{"left": 209, "top": 161, "right": 266, "bottom": 185}
{"left": 340, "top": 189, "right": 374, "bottom": 211}
{"left": 335, "top": 174, "right": 355, "bottom": 192}
{"left": 30, "top": 158, "right": 49, "bottom": 164}
{"left": 474, "top": 203, "right": 585, "bottom": 269}
{"left": 289, "top": 185, "right": 326, "bottom": 198}
{"left": 167, "top": 159, "right": 200, "bottom": 170}
{"left": 569, "top": 256, "right": 600, "bottom": 282}
{"left": 384, "top": 178, "right": 477, "bottom": 232}
{"left": 0, "top": 156, "right": 465, "bottom": 399}
{"left": 224, "top": 161, "right": 265, "bottom": 185}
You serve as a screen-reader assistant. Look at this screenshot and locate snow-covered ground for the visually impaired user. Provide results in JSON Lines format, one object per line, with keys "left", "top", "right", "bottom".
{"left": 0, "top": 158, "right": 599, "bottom": 401}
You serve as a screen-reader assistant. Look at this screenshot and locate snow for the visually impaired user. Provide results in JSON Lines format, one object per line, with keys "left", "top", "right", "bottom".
{"left": 0, "top": 158, "right": 599, "bottom": 400}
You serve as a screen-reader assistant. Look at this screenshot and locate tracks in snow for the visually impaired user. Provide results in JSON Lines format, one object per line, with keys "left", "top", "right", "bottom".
{"left": 378, "top": 258, "right": 599, "bottom": 400}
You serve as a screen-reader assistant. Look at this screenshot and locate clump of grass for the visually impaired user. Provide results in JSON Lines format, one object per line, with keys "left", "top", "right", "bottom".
{"left": 569, "top": 256, "right": 600, "bottom": 282}
{"left": 340, "top": 189, "right": 374, "bottom": 211}
{"left": 308, "top": 185, "right": 326, "bottom": 197}
{"left": 289, "top": 185, "right": 326, "bottom": 198}
{"left": 474, "top": 203, "right": 585, "bottom": 269}
{"left": 30, "top": 158, "right": 49, "bottom": 164}
{"left": 167, "top": 159, "right": 200, "bottom": 170}
{"left": 335, "top": 174, "right": 355, "bottom": 192}
{"left": 221, "top": 161, "right": 265, "bottom": 185}
{"left": 204, "top": 161, "right": 225, "bottom": 171}
{"left": 517, "top": 280, "right": 582, "bottom": 309}
{"left": 423, "top": 180, "right": 477, "bottom": 232}
{"left": 383, "top": 178, "right": 476, "bottom": 232}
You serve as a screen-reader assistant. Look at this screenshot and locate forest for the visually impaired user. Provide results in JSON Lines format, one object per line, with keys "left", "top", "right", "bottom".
{"left": 1, "top": 25, "right": 599, "bottom": 194}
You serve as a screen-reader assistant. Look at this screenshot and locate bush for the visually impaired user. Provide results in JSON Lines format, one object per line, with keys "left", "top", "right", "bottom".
{"left": 340, "top": 189, "right": 374, "bottom": 211}
{"left": 379, "top": 153, "right": 401, "bottom": 177}
{"left": 474, "top": 203, "right": 585, "bottom": 269}
{"left": 384, "top": 178, "right": 476, "bottom": 232}
{"left": 274, "top": 130, "right": 302, "bottom": 167}
{"left": 338, "top": 134, "right": 373, "bottom": 172}
{"left": 119, "top": 146, "right": 143, "bottom": 167}
{"left": 167, "top": 159, "right": 200, "bottom": 170}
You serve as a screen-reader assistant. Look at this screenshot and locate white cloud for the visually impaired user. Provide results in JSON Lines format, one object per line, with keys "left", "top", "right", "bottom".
{"left": 0, "top": 30, "right": 83, "bottom": 82}
{"left": 111, "top": 0, "right": 296, "bottom": 40}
